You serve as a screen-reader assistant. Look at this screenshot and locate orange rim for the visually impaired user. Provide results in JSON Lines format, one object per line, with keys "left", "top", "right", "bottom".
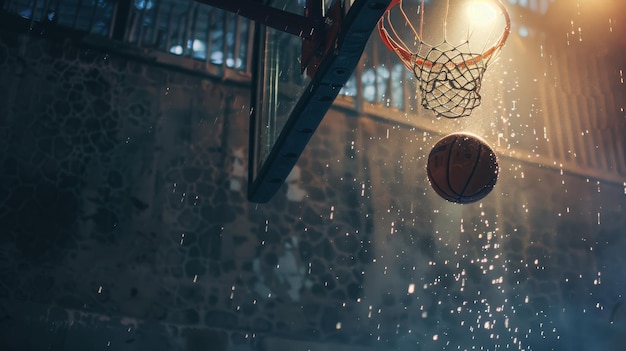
{"left": 377, "top": 0, "right": 511, "bottom": 70}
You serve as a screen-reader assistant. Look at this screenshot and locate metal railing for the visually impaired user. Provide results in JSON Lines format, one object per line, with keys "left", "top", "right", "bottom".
{"left": 1, "top": 0, "right": 254, "bottom": 75}
{"left": 2, "top": 0, "right": 115, "bottom": 35}
{"left": 124, "top": 0, "right": 253, "bottom": 72}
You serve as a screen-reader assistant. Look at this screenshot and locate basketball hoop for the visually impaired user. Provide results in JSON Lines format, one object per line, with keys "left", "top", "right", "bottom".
{"left": 378, "top": 0, "right": 511, "bottom": 118}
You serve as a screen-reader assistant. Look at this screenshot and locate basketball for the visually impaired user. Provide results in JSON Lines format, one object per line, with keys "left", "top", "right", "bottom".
{"left": 427, "top": 133, "right": 499, "bottom": 204}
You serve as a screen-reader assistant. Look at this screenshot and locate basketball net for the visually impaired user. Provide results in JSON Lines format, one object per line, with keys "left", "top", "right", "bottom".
{"left": 378, "top": 0, "right": 511, "bottom": 118}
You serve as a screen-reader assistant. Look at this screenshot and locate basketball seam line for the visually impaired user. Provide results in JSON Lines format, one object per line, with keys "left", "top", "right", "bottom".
{"left": 459, "top": 143, "right": 483, "bottom": 200}
{"left": 445, "top": 136, "right": 462, "bottom": 200}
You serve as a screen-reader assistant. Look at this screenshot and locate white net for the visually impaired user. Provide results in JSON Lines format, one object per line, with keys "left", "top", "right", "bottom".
{"left": 378, "top": 0, "right": 511, "bottom": 118}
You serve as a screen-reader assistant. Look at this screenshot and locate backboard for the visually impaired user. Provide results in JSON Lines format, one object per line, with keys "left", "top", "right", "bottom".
{"left": 247, "top": 0, "right": 391, "bottom": 202}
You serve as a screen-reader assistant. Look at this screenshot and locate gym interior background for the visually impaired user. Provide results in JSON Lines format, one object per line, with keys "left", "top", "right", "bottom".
{"left": 0, "top": 0, "right": 625, "bottom": 350}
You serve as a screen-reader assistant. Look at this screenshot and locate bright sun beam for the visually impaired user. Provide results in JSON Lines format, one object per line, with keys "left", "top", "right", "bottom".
{"left": 466, "top": 0, "right": 498, "bottom": 25}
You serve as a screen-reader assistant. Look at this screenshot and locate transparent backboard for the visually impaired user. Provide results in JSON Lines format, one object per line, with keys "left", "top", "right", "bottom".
{"left": 250, "top": 1, "right": 311, "bottom": 193}
{"left": 248, "top": 0, "right": 392, "bottom": 203}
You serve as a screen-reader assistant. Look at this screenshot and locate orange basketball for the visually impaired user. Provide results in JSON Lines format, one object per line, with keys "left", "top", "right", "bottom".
{"left": 427, "top": 133, "right": 499, "bottom": 204}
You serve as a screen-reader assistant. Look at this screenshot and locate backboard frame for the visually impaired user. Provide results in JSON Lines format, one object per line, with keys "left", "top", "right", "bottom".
{"left": 247, "top": 0, "right": 391, "bottom": 202}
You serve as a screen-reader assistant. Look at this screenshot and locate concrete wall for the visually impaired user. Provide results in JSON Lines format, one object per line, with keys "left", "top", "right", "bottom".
{"left": 0, "top": 24, "right": 625, "bottom": 351}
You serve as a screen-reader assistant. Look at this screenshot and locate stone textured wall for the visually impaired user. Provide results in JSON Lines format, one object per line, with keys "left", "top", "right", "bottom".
{"left": 0, "top": 28, "right": 625, "bottom": 351}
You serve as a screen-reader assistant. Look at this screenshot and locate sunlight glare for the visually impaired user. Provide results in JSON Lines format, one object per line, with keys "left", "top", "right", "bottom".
{"left": 466, "top": 1, "right": 498, "bottom": 25}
